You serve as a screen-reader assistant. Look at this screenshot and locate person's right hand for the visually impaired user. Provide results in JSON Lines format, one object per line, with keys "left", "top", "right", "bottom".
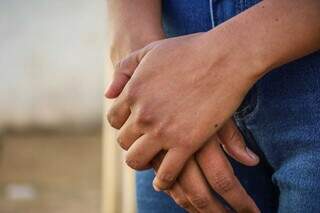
{"left": 152, "top": 119, "right": 260, "bottom": 213}
{"left": 107, "top": 37, "right": 260, "bottom": 212}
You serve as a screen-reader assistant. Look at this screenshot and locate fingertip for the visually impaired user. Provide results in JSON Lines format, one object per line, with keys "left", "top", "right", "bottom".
{"left": 104, "top": 90, "right": 113, "bottom": 99}
{"left": 152, "top": 149, "right": 189, "bottom": 191}
{"left": 152, "top": 178, "right": 163, "bottom": 192}
{"left": 245, "top": 147, "right": 260, "bottom": 165}
{"left": 104, "top": 81, "right": 122, "bottom": 99}
{"left": 104, "top": 82, "right": 115, "bottom": 98}
{"left": 242, "top": 159, "right": 259, "bottom": 167}
{"left": 223, "top": 145, "right": 259, "bottom": 166}
{"left": 152, "top": 181, "right": 161, "bottom": 192}
{"left": 104, "top": 88, "right": 117, "bottom": 99}
{"left": 237, "top": 154, "right": 260, "bottom": 167}
{"left": 152, "top": 175, "right": 173, "bottom": 192}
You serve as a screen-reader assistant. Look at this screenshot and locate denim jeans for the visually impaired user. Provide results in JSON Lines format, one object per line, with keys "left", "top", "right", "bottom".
{"left": 136, "top": 0, "right": 320, "bottom": 212}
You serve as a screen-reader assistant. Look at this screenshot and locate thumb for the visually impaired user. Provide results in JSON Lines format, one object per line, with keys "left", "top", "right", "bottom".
{"left": 105, "top": 42, "right": 156, "bottom": 99}
{"left": 105, "top": 51, "right": 140, "bottom": 99}
{"left": 217, "top": 119, "right": 259, "bottom": 166}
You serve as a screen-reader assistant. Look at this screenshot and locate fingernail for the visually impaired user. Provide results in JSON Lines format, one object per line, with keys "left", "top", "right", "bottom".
{"left": 152, "top": 181, "right": 161, "bottom": 192}
{"left": 246, "top": 147, "right": 258, "bottom": 160}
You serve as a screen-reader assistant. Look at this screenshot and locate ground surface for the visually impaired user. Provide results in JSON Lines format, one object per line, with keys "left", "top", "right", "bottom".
{"left": 0, "top": 131, "right": 101, "bottom": 213}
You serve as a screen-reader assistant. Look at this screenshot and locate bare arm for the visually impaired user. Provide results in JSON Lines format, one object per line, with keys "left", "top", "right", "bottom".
{"left": 107, "top": 0, "right": 164, "bottom": 64}
{"left": 206, "top": 0, "right": 320, "bottom": 78}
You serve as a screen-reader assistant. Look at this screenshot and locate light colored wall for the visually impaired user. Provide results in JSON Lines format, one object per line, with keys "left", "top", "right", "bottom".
{"left": 0, "top": 1, "right": 137, "bottom": 212}
{"left": 0, "top": 0, "right": 107, "bottom": 130}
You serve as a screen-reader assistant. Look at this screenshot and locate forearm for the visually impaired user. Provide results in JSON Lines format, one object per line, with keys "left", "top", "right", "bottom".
{"left": 206, "top": 0, "right": 320, "bottom": 79}
{"left": 107, "top": 0, "right": 164, "bottom": 63}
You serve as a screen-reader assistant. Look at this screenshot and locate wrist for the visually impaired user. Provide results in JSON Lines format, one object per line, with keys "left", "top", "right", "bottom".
{"left": 203, "top": 21, "right": 271, "bottom": 84}
{"left": 110, "top": 30, "right": 164, "bottom": 65}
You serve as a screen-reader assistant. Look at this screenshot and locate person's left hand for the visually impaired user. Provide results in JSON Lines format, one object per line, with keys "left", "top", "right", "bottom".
{"left": 105, "top": 32, "right": 261, "bottom": 191}
{"left": 151, "top": 120, "right": 260, "bottom": 213}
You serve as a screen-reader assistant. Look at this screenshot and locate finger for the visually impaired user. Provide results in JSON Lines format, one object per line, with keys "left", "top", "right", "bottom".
{"left": 116, "top": 115, "right": 142, "bottom": 150}
{"left": 153, "top": 148, "right": 192, "bottom": 191}
{"left": 105, "top": 51, "right": 140, "bottom": 99}
{"left": 218, "top": 119, "right": 259, "bottom": 166}
{"left": 107, "top": 94, "right": 131, "bottom": 129}
{"left": 179, "top": 158, "right": 227, "bottom": 213}
{"left": 152, "top": 153, "right": 198, "bottom": 213}
{"left": 196, "top": 136, "right": 260, "bottom": 213}
{"left": 125, "top": 134, "right": 162, "bottom": 170}
{"left": 166, "top": 184, "right": 199, "bottom": 213}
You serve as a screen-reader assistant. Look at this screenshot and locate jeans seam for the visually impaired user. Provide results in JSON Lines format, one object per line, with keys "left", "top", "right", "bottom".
{"left": 209, "top": 0, "right": 215, "bottom": 28}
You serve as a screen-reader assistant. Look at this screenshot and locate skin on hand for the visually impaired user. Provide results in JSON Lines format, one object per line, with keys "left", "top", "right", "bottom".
{"left": 161, "top": 126, "right": 260, "bottom": 213}
{"left": 108, "top": 33, "right": 260, "bottom": 212}
{"left": 106, "top": 32, "right": 259, "bottom": 191}
{"left": 108, "top": 58, "right": 260, "bottom": 212}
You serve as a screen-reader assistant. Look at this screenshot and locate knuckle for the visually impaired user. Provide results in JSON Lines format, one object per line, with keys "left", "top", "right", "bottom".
{"left": 125, "top": 83, "right": 139, "bottom": 103}
{"left": 135, "top": 107, "right": 154, "bottom": 126}
{"left": 107, "top": 111, "right": 121, "bottom": 129}
{"left": 190, "top": 195, "right": 210, "bottom": 209}
{"left": 210, "top": 172, "right": 236, "bottom": 194}
{"left": 152, "top": 123, "right": 166, "bottom": 138}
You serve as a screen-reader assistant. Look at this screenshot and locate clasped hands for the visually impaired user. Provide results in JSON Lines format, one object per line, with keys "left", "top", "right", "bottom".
{"left": 106, "top": 32, "right": 261, "bottom": 213}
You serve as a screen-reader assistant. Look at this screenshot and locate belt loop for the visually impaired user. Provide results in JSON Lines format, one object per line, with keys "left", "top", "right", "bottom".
{"left": 209, "top": 0, "right": 215, "bottom": 28}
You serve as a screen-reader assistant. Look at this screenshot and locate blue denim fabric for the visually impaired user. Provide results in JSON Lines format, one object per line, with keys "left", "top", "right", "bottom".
{"left": 136, "top": 0, "right": 320, "bottom": 212}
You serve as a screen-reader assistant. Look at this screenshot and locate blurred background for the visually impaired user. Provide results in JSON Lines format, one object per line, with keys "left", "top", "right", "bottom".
{"left": 0, "top": 0, "right": 107, "bottom": 212}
